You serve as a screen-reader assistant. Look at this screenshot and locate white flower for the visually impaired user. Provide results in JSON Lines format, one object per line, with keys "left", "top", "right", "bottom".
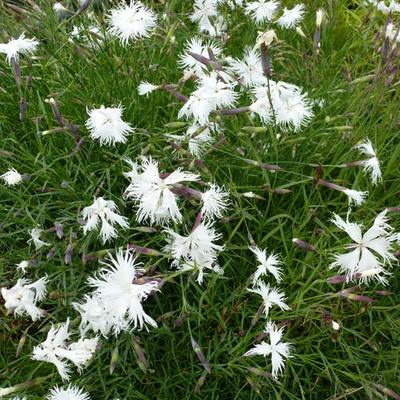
{"left": 332, "top": 320, "right": 340, "bottom": 331}
{"left": 1, "top": 168, "right": 23, "bottom": 186}
{"left": 201, "top": 184, "right": 229, "bottom": 219}
{"left": 330, "top": 209, "right": 397, "bottom": 283}
{"left": 179, "top": 72, "right": 238, "bottom": 124}
{"left": 73, "top": 293, "right": 127, "bottom": 337}
{"left": 86, "top": 105, "right": 134, "bottom": 146}
{"left": 190, "top": 0, "right": 218, "bottom": 34}
{"left": 31, "top": 319, "right": 98, "bottom": 381}
{"left": 166, "top": 123, "right": 217, "bottom": 156}
{"left": 250, "top": 81, "right": 313, "bottom": 130}
{"left": 228, "top": 48, "right": 266, "bottom": 87}
{"left": 124, "top": 157, "right": 199, "bottom": 225}
{"left": 244, "top": 0, "right": 279, "bottom": 24}
{"left": 138, "top": 81, "right": 159, "bottom": 96}
{"left": 107, "top": 1, "right": 157, "bottom": 45}
{"left": 276, "top": 4, "right": 305, "bottom": 29}
{"left": 248, "top": 281, "right": 289, "bottom": 317}
{"left": 179, "top": 37, "right": 222, "bottom": 77}
{"left": 249, "top": 246, "right": 283, "bottom": 283}
{"left": 0, "top": 33, "right": 39, "bottom": 64}
{"left": 354, "top": 139, "right": 382, "bottom": 185}
{"left": 1, "top": 276, "right": 48, "bottom": 320}
{"left": 28, "top": 228, "right": 49, "bottom": 249}
{"left": 81, "top": 197, "right": 129, "bottom": 243}
{"left": 16, "top": 260, "right": 31, "bottom": 274}
{"left": 164, "top": 221, "right": 224, "bottom": 284}
{"left": 244, "top": 321, "right": 292, "bottom": 379}
{"left": 87, "top": 249, "right": 159, "bottom": 333}
{"left": 342, "top": 189, "right": 368, "bottom": 206}
{"left": 47, "top": 385, "right": 90, "bottom": 400}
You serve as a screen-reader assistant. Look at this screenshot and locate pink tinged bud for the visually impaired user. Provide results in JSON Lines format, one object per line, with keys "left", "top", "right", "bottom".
{"left": 190, "top": 336, "right": 211, "bottom": 373}
{"left": 11, "top": 59, "right": 21, "bottom": 88}
{"left": 171, "top": 186, "right": 202, "bottom": 200}
{"left": 375, "top": 290, "right": 394, "bottom": 296}
{"left": 292, "top": 238, "right": 316, "bottom": 252}
{"left": 54, "top": 221, "right": 64, "bottom": 239}
{"left": 215, "top": 106, "right": 250, "bottom": 116}
{"left": 46, "top": 247, "right": 56, "bottom": 260}
{"left": 76, "top": 0, "right": 92, "bottom": 15}
{"left": 327, "top": 274, "right": 349, "bottom": 284}
{"left": 47, "top": 98, "right": 64, "bottom": 127}
{"left": 127, "top": 244, "right": 161, "bottom": 256}
{"left": 373, "top": 383, "right": 400, "bottom": 400}
{"left": 336, "top": 287, "right": 376, "bottom": 303}
{"left": 244, "top": 158, "right": 281, "bottom": 171}
{"left": 188, "top": 51, "right": 212, "bottom": 66}
{"left": 64, "top": 243, "right": 73, "bottom": 265}
{"left": 132, "top": 336, "right": 149, "bottom": 373}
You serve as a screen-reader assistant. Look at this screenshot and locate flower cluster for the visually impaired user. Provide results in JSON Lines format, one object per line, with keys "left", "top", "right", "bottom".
{"left": 245, "top": 246, "right": 292, "bottom": 378}
{"left": 31, "top": 319, "right": 98, "bottom": 381}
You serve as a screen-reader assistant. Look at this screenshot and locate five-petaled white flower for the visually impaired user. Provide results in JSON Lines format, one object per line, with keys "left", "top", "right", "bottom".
{"left": 164, "top": 221, "right": 224, "bottom": 284}
{"left": 354, "top": 139, "right": 382, "bottom": 185}
{"left": 87, "top": 249, "right": 160, "bottom": 333}
{"left": 47, "top": 385, "right": 91, "bottom": 400}
{"left": 1, "top": 276, "right": 48, "bottom": 321}
{"left": 179, "top": 72, "right": 238, "bottom": 124}
{"left": 1, "top": 168, "right": 23, "bottom": 186}
{"left": 250, "top": 246, "right": 283, "bottom": 283}
{"left": 244, "top": 0, "right": 279, "bottom": 24}
{"left": 28, "top": 228, "right": 50, "bottom": 249}
{"left": 81, "top": 197, "right": 129, "bottom": 243}
{"left": 124, "top": 157, "right": 199, "bottom": 225}
{"left": 244, "top": 321, "right": 292, "bottom": 379}
{"left": 0, "top": 33, "right": 39, "bottom": 64}
{"left": 248, "top": 281, "right": 289, "bottom": 318}
{"left": 107, "top": 0, "right": 157, "bottom": 45}
{"left": 228, "top": 47, "right": 266, "bottom": 87}
{"left": 31, "top": 319, "right": 98, "bottom": 381}
{"left": 277, "top": 4, "right": 305, "bottom": 29}
{"left": 330, "top": 209, "right": 397, "bottom": 284}
{"left": 190, "top": 0, "right": 218, "bottom": 35}
{"left": 86, "top": 105, "right": 134, "bottom": 146}
{"left": 138, "top": 81, "right": 159, "bottom": 96}
{"left": 201, "top": 184, "right": 229, "bottom": 220}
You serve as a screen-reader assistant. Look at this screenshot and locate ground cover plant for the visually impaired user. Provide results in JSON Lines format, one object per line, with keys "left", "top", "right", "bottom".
{"left": 0, "top": 0, "right": 399, "bottom": 399}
